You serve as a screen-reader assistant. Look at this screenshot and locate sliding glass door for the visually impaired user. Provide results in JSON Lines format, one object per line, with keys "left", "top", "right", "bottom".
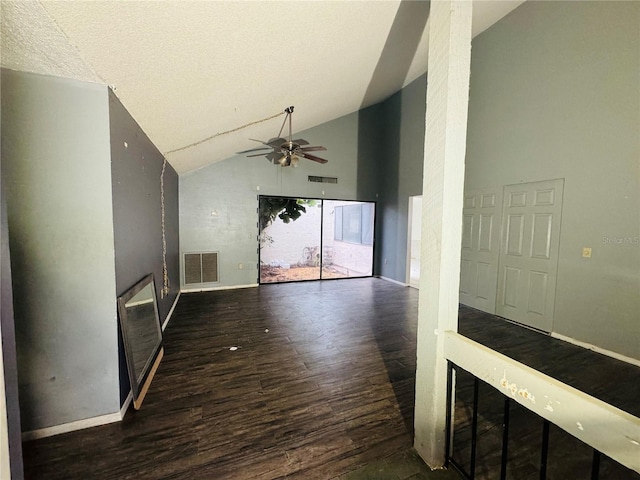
{"left": 321, "top": 200, "right": 374, "bottom": 279}
{"left": 259, "top": 196, "right": 374, "bottom": 284}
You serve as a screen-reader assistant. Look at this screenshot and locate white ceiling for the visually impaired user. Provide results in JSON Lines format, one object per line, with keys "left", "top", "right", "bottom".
{"left": 1, "top": 1, "right": 523, "bottom": 174}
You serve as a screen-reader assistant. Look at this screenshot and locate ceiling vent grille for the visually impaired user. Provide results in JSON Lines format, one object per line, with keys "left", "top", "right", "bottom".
{"left": 308, "top": 175, "right": 338, "bottom": 184}
{"left": 184, "top": 252, "right": 219, "bottom": 284}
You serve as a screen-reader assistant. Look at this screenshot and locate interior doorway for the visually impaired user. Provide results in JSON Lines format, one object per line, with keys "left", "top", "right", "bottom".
{"left": 258, "top": 196, "right": 375, "bottom": 284}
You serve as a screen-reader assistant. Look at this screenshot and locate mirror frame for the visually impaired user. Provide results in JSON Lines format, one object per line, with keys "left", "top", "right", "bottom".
{"left": 117, "top": 273, "right": 164, "bottom": 410}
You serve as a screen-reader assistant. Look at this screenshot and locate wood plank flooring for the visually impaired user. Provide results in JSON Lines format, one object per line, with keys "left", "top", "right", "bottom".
{"left": 21, "top": 278, "right": 639, "bottom": 479}
{"left": 23, "top": 279, "right": 425, "bottom": 479}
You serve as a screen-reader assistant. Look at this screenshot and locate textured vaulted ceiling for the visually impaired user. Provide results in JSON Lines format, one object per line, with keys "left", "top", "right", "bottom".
{"left": 1, "top": 1, "right": 523, "bottom": 174}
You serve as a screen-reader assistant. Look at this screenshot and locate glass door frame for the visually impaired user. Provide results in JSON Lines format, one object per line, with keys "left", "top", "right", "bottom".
{"left": 257, "top": 195, "right": 376, "bottom": 285}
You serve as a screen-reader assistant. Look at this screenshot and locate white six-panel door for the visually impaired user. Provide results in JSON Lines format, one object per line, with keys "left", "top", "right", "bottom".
{"left": 459, "top": 188, "right": 502, "bottom": 313}
{"left": 496, "top": 179, "right": 564, "bottom": 332}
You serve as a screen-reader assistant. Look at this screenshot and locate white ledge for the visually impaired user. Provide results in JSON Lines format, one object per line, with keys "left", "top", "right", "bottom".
{"left": 444, "top": 331, "right": 640, "bottom": 473}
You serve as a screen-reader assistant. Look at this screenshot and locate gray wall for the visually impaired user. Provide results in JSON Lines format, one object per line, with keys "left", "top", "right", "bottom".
{"left": 180, "top": 109, "right": 382, "bottom": 288}
{"left": 376, "top": 75, "right": 427, "bottom": 282}
{"left": 1, "top": 175, "right": 24, "bottom": 478}
{"left": 109, "top": 91, "right": 180, "bottom": 405}
{"left": 1, "top": 69, "right": 120, "bottom": 430}
{"left": 465, "top": 1, "right": 639, "bottom": 359}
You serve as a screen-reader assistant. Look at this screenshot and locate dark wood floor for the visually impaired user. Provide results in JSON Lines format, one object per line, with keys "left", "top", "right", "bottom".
{"left": 21, "top": 278, "right": 639, "bottom": 479}
{"left": 23, "top": 279, "right": 424, "bottom": 479}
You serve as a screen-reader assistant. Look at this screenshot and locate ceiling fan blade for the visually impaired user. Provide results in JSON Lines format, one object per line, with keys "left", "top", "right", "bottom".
{"left": 237, "top": 146, "right": 271, "bottom": 154}
{"left": 266, "top": 137, "right": 287, "bottom": 146}
{"left": 246, "top": 152, "right": 274, "bottom": 157}
{"left": 299, "top": 152, "right": 328, "bottom": 164}
{"left": 299, "top": 146, "right": 327, "bottom": 152}
{"left": 292, "top": 138, "right": 310, "bottom": 146}
{"left": 246, "top": 137, "right": 284, "bottom": 149}
{"left": 248, "top": 138, "right": 273, "bottom": 146}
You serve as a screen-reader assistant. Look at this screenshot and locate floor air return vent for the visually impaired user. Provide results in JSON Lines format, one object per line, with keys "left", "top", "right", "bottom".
{"left": 184, "top": 252, "right": 219, "bottom": 284}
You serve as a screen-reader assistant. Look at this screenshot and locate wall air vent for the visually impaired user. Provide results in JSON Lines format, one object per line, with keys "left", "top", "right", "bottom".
{"left": 184, "top": 252, "right": 219, "bottom": 284}
{"left": 308, "top": 175, "right": 338, "bottom": 184}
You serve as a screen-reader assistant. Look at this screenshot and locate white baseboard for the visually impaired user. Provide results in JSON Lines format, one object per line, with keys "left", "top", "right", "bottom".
{"left": 551, "top": 332, "right": 640, "bottom": 368}
{"left": 376, "top": 275, "right": 409, "bottom": 287}
{"left": 120, "top": 391, "right": 132, "bottom": 417}
{"left": 22, "top": 410, "right": 123, "bottom": 441}
{"left": 181, "top": 283, "right": 258, "bottom": 293}
{"left": 24, "top": 289, "right": 177, "bottom": 442}
{"left": 162, "top": 291, "right": 181, "bottom": 331}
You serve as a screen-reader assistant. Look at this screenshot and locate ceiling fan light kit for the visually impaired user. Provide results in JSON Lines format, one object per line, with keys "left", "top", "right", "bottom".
{"left": 239, "top": 106, "right": 329, "bottom": 167}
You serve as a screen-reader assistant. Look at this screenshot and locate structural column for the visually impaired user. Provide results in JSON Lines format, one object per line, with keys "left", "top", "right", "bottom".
{"left": 414, "top": 0, "right": 473, "bottom": 467}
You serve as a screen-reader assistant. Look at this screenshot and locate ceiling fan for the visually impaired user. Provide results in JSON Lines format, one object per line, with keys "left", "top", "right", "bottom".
{"left": 238, "top": 106, "right": 328, "bottom": 167}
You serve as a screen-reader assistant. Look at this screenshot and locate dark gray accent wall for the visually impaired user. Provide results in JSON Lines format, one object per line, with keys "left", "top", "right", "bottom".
{"left": 1, "top": 176, "right": 24, "bottom": 478}
{"left": 465, "top": 1, "right": 639, "bottom": 359}
{"left": 356, "top": 102, "right": 385, "bottom": 203}
{"left": 109, "top": 91, "right": 179, "bottom": 405}
{"left": 1, "top": 69, "right": 120, "bottom": 431}
{"left": 376, "top": 75, "right": 427, "bottom": 281}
